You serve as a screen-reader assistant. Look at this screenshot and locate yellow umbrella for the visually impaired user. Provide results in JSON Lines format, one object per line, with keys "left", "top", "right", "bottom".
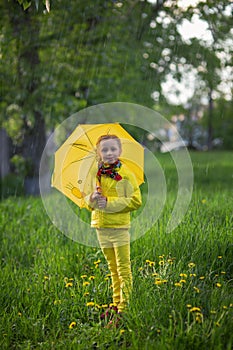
{"left": 52, "top": 123, "right": 144, "bottom": 208}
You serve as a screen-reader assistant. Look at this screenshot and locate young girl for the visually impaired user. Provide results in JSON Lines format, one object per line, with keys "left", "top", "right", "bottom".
{"left": 84, "top": 134, "right": 142, "bottom": 317}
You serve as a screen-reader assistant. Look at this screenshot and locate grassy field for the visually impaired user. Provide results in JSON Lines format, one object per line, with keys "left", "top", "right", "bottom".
{"left": 0, "top": 151, "right": 232, "bottom": 349}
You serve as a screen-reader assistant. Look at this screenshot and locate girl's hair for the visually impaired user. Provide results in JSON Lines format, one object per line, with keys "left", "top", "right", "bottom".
{"left": 96, "top": 134, "right": 122, "bottom": 150}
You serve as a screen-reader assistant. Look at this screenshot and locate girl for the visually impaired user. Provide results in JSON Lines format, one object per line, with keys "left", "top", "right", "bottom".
{"left": 84, "top": 134, "right": 142, "bottom": 317}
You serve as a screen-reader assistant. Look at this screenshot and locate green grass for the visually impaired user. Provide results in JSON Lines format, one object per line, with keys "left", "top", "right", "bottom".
{"left": 0, "top": 151, "right": 233, "bottom": 349}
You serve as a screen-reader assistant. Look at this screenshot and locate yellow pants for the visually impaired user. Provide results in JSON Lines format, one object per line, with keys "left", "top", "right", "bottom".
{"left": 97, "top": 228, "right": 132, "bottom": 312}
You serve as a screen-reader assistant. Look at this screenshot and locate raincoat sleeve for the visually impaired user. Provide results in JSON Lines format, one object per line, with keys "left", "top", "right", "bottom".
{"left": 104, "top": 172, "right": 142, "bottom": 214}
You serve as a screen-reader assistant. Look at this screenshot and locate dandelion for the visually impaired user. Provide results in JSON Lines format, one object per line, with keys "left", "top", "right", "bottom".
{"left": 210, "top": 310, "right": 216, "bottom": 314}
{"left": 188, "top": 262, "right": 196, "bottom": 268}
{"left": 86, "top": 302, "right": 95, "bottom": 307}
{"left": 180, "top": 273, "right": 187, "bottom": 278}
{"left": 223, "top": 306, "right": 228, "bottom": 310}
{"left": 65, "top": 282, "right": 73, "bottom": 288}
{"left": 159, "top": 260, "right": 165, "bottom": 266}
{"left": 149, "top": 261, "right": 155, "bottom": 266}
{"left": 89, "top": 276, "right": 95, "bottom": 280}
{"left": 190, "top": 307, "right": 201, "bottom": 312}
{"left": 193, "top": 286, "right": 200, "bottom": 293}
{"left": 81, "top": 275, "right": 87, "bottom": 279}
{"left": 216, "top": 283, "right": 222, "bottom": 288}
{"left": 152, "top": 273, "right": 159, "bottom": 276}
{"left": 190, "top": 273, "right": 197, "bottom": 277}
{"left": 64, "top": 277, "right": 68, "bottom": 283}
{"left": 69, "top": 321, "right": 76, "bottom": 329}
{"left": 44, "top": 276, "right": 49, "bottom": 280}
{"left": 167, "top": 259, "right": 174, "bottom": 264}
{"left": 120, "top": 329, "right": 125, "bottom": 335}
{"left": 94, "top": 259, "right": 101, "bottom": 265}
{"left": 195, "top": 312, "right": 203, "bottom": 323}
{"left": 83, "top": 281, "right": 90, "bottom": 287}
{"left": 174, "top": 282, "right": 182, "bottom": 287}
{"left": 159, "top": 255, "right": 164, "bottom": 259}
{"left": 83, "top": 292, "right": 89, "bottom": 297}
{"left": 199, "top": 276, "right": 205, "bottom": 280}
{"left": 157, "top": 329, "right": 161, "bottom": 334}
{"left": 230, "top": 304, "right": 233, "bottom": 308}
{"left": 179, "top": 279, "right": 186, "bottom": 284}
{"left": 186, "top": 304, "right": 192, "bottom": 308}
{"left": 18, "top": 312, "right": 22, "bottom": 317}
{"left": 221, "top": 271, "right": 226, "bottom": 274}
{"left": 217, "top": 256, "right": 222, "bottom": 259}
{"left": 102, "top": 304, "right": 108, "bottom": 308}
{"left": 54, "top": 300, "right": 62, "bottom": 305}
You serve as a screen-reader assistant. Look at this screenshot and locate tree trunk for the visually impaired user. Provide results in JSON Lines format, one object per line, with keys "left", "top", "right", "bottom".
{"left": 207, "top": 89, "right": 214, "bottom": 150}
{"left": 0, "top": 128, "right": 10, "bottom": 179}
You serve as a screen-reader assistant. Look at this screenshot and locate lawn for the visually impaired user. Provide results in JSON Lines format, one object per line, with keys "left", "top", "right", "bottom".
{"left": 0, "top": 151, "right": 232, "bottom": 349}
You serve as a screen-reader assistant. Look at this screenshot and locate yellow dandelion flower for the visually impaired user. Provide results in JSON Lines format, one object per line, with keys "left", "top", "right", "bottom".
{"left": 83, "top": 292, "right": 89, "bottom": 297}
{"left": 94, "top": 260, "right": 101, "bottom": 265}
{"left": 221, "top": 271, "right": 226, "bottom": 274}
{"left": 223, "top": 306, "right": 228, "bottom": 310}
{"left": 138, "top": 267, "right": 143, "bottom": 271}
{"left": 179, "top": 279, "right": 186, "bottom": 284}
{"left": 199, "top": 276, "right": 205, "bottom": 280}
{"left": 159, "top": 255, "right": 164, "bottom": 259}
{"left": 64, "top": 277, "right": 68, "bottom": 283}
{"left": 120, "top": 329, "right": 125, "bottom": 335}
{"left": 159, "top": 260, "right": 164, "bottom": 266}
{"left": 81, "top": 275, "right": 87, "bottom": 279}
{"left": 216, "top": 283, "right": 222, "bottom": 288}
{"left": 65, "top": 282, "right": 73, "bottom": 288}
{"left": 157, "top": 329, "right": 161, "bottom": 334}
{"left": 180, "top": 273, "right": 187, "bottom": 278}
{"left": 167, "top": 259, "right": 173, "bottom": 264}
{"left": 69, "top": 321, "right": 76, "bottom": 329}
{"left": 186, "top": 304, "right": 192, "bottom": 308}
{"left": 149, "top": 261, "right": 155, "bottom": 266}
{"left": 190, "top": 307, "right": 201, "bottom": 312}
{"left": 109, "top": 303, "right": 117, "bottom": 307}
{"left": 210, "top": 310, "right": 216, "bottom": 314}
{"left": 174, "top": 282, "right": 182, "bottom": 287}
{"left": 193, "top": 286, "right": 200, "bottom": 293}
{"left": 145, "top": 259, "right": 151, "bottom": 264}
{"left": 217, "top": 256, "right": 222, "bottom": 259}
{"left": 69, "top": 278, "right": 74, "bottom": 281}
{"left": 190, "top": 273, "right": 196, "bottom": 277}
{"left": 102, "top": 304, "right": 108, "bottom": 308}
{"left": 89, "top": 276, "right": 95, "bottom": 280}
{"left": 83, "top": 281, "right": 90, "bottom": 287}
{"left": 155, "top": 279, "right": 163, "bottom": 285}
{"left": 18, "top": 312, "right": 22, "bottom": 317}
{"left": 44, "top": 276, "right": 49, "bottom": 280}
{"left": 229, "top": 304, "right": 233, "bottom": 308}
{"left": 195, "top": 312, "right": 203, "bottom": 323}
{"left": 86, "top": 302, "right": 95, "bottom": 307}
{"left": 152, "top": 273, "right": 159, "bottom": 276}
{"left": 188, "top": 262, "right": 196, "bottom": 268}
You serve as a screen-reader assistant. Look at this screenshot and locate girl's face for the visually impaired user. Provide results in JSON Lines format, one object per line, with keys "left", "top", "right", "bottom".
{"left": 98, "top": 139, "right": 121, "bottom": 164}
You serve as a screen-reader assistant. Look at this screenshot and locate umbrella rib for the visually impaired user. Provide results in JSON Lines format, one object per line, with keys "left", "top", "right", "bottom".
{"left": 71, "top": 144, "right": 96, "bottom": 155}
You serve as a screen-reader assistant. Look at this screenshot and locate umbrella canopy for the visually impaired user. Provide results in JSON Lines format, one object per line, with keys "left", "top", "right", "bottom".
{"left": 52, "top": 123, "right": 144, "bottom": 208}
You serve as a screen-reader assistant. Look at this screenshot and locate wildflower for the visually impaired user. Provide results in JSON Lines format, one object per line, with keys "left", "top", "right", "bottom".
{"left": 180, "top": 273, "right": 187, "bottom": 278}
{"left": 18, "top": 312, "right": 22, "bottom": 317}
{"left": 44, "top": 276, "right": 49, "bottom": 280}
{"left": 120, "top": 329, "right": 125, "bottom": 335}
{"left": 230, "top": 304, "right": 233, "bottom": 308}
{"left": 188, "top": 262, "right": 196, "bottom": 268}
{"left": 69, "top": 321, "right": 76, "bottom": 329}
{"left": 102, "top": 304, "right": 108, "bottom": 308}
{"left": 190, "top": 273, "right": 196, "bottom": 277}
{"left": 193, "top": 286, "right": 200, "bottom": 293}
{"left": 54, "top": 300, "right": 62, "bottom": 305}
{"left": 155, "top": 279, "right": 167, "bottom": 285}
{"left": 83, "top": 292, "right": 89, "bottom": 297}
{"left": 195, "top": 312, "right": 203, "bottom": 323}
{"left": 86, "top": 302, "right": 95, "bottom": 307}
{"left": 223, "top": 306, "right": 228, "bottom": 310}
{"left": 186, "top": 304, "right": 192, "bottom": 308}
{"left": 65, "top": 282, "right": 73, "bottom": 288}
{"left": 199, "top": 276, "right": 205, "bottom": 280}
{"left": 167, "top": 259, "right": 174, "bottom": 264}
{"left": 174, "top": 282, "right": 182, "bottom": 287}
{"left": 157, "top": 329, "right": 161, "bottom": 334}
{"left": 64, "top": 277, "right": 68, "bottom": 283}
{"left": 217, "top": 256, "right": 222, "bottom": 259}
{"left": 221, "top": 271, "right": 226, "bottom": 274}
{"left": 83, "top": 281, "right": 90, "bottom": 287}
{"left": 94, "top": 259, "right": 101, "bottom": 265}
{"left": 109, "top": 303, "right": 117, "bottom": 307}
{"left": 190, "top": 307, "right": 201, "bottom": 312}
{"left": 81, "top": 275, "right": 87, "bottom": 279}
{"left": 159, "top": 255, "right": 164, "bottom": 259}
{"left": 179, "top": 279, "right": 186, "bottom": 284}
{"left": 159, "top": 260, "right": 165, "bottom": 266}
{"left": 216, "top": 283, "right": 222, "bottom": 288}
{"left": 149, "top": 261, "right": 155, "bottom": 266}
{"left": 210, "top": 310, "right": 216, "bottom": 314}
{"left": 89, "top": 276, "right": 95, "bottom": 280}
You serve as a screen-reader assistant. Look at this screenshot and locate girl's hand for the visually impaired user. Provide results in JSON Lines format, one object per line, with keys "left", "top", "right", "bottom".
{"left": 97, "top": 195, "right": 107, "bottom": 209}
{"left": 90, "top": 190, "right": 101, "bottom": 202}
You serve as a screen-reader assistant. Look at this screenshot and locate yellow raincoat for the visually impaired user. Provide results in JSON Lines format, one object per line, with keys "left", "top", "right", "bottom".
{"left": 84, "top": 164, "right": 142, "bottom": 228}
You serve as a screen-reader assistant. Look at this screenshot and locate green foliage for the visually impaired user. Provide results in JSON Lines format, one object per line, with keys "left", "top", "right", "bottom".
{"left": 0, "top": 152, "right": 233, "bottom": 349}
